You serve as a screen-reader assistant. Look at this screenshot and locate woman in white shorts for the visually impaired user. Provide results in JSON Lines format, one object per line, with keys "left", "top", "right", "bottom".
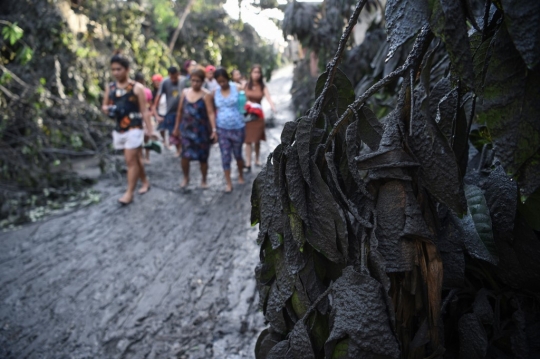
{"left": 101, "top": 53, "right": 153, "bottom": 205}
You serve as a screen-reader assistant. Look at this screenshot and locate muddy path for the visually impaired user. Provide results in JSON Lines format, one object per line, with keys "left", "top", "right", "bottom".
{"left": 0, "top": 66, "right": 294, "bottom": 359}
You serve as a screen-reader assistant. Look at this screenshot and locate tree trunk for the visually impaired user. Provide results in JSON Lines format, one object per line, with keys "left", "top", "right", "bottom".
{"left": 168, "top": 0, "right": 196, "bottom": 52}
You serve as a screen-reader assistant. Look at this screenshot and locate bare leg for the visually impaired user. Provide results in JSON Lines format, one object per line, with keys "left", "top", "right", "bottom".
{"left": 245, "top": 143, "right": 252, "bottom": 168}
{"left": 200, "top": 162, "right": 208, "bottom": 188}
{"left": 237, "top": 159, "right": 245, "bottom": 184}
{"left": 119, "top": 148, "right": 141, "bottom": 203}
{"left": 160, "top": 130, "right": 169, "bottom": 148}
{"left": 255, "top": 142, "right": 261, "bottom": 166}
{"left": 138, "top": 147, "right": 150, "bottom": 194}
{"left": 181, "top": 157, "right": 190, "bottom": 188}
{"left": 175, "top": 143, "right": 182, "bottom": 157}
{"left": 224, "top": 169, "right": 233, "bottom": 192}
{"left": 143, "top": 149, "right": 151, "bottom": 164}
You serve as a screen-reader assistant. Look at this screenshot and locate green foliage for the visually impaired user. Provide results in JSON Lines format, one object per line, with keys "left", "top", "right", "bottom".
{"left": 1, "top": 22, "right": 23, "bottom": 45}
{"left": 149, "top": 0, "right": 179, "bottom": 42}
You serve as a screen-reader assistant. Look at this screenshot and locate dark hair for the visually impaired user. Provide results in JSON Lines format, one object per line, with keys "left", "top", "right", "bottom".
{"left": 110, "top": 52, "right": 130, "bottom": 69}
{"left": 247, "top": 64, "right": 265, "bottom": 91}
{"left": 134, "top": 72, "right": 145, "bottom": 83}
{"left": 190, "top": 69, "right": 205, "bottom": 82}
{"left": 183, "top": 59, "right": 195, "bottom": 71}
{"left": 214, "top": 67, "right": 230, "bottom": 81}
{"left": 168, "top": 66, "right": 179, "bottom": 75}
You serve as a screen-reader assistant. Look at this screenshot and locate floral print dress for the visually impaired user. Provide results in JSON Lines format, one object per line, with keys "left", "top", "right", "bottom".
{"left": 180, "top": 97, "right": 211, "bottom": 162}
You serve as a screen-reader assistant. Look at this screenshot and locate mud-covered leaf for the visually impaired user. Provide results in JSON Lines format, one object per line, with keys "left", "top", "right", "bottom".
{"left": 473, "top": 289, "right": 494, "bottom": 325}
{"left": 305, "top": 160, "right": 348, "bottom": 263}
{"left": 267, "top": 339, "right": 289, "bottom": 359}
{"left": 325, "top": 267, "right": 400, "bottom": 358}
{"left": 385, "top": 0, "right": 430, "bottom": 59}
{"left": 287, "top": 321, "right": 315, "bottom": 359}
{"left": 435, "top": 88, "right": 458, "bottom": 141}
{"left": 283, "top": 218, "right": 307, "bottom": 274}
{"left": 430, "top": 0, "right": 474, "bottom": 87}
{"left": 251, "top": 167, "right": 264, "bottom": 226}
{"left": 296, "top": 117, "right": 313, "bottom": 186}
{"left": 409, "top": 109, "right": 467, "bottom": 215}
{"left": 465, "top": 185, "right": 497, "bottom": 261}
{"left": 476, "top": 25, "right": 540, "bottom": 175}
{"left": 482, "top": 165, "right": 517, "bottom": 235}
{"left": 458, "top": 313, "right": 488, "bottom": 359}
{"left": 315, "top": 68, "right": 355, "bottom": 117}
{"left": 501, "top": 0, "right": 540, "bottom": 69}
{"left": 356, "top": 148, "right": 419, "bottom": 170}
{"left": 266, "top": 282, "right": 288, "bottom": 334}
{"left": 285, "top": 145, "right": 309, "bottom": 224}
{"left": 281, "top": 120, "right": 298, "bottom": 146}
{"left": 256, "top": 329, "right": 283, "bottom": 359}
{"left": 438, "top": 212, "right": 466, "bottom": 287}
{"left": 357, "top": 106, "right": 383, "bottom": 150}
{"left": 299, "top": 256, "right": 329, "bottom": 315}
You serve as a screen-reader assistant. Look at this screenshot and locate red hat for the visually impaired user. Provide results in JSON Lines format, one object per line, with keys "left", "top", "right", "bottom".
{"left": 151, "top": 74, "right": 163, "bottom": 82}
{"left": 205, "top": 65, "right": 216, "bottom": 72}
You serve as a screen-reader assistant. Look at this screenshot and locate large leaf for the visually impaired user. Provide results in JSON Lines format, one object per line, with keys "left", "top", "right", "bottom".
{"left": 356, "top": 106, "right": 383, "bottom": 150}
{"left": 324, "top": 267, "right": 400, "bottom": 358}
{"left": 458, "top": 313, "right": 488, "bottom": 359}
{"left": 482, "top": 165, "right": 517, "bottom": 235}
{"left": 296, "top": 117, "right": 313, "bottom": 186}
{"left": 255, "top": 329, "right": 283, "bottom": 359}
{"left": 385, "top": 0, "right": 430, "bottom": 59}
{"left": 476, "top": 25, "right": 540, "bottom": 176}
{"left": 464, "top": 185, "right": 498, "bottom": 261}
{"left": 430, "top": 0, "right": 474, "bottom": 88}
{"left": 314, "top": 68, "right": 355, "bottom": 117}
{"left": 285, "top": 145, "right": 309, "bottom": 224}
{"left": 409, "top": 109, "right": 467, "bottom": 215}
{"left": 287, "top": 321, "right": 315, "bottom": 359}
{"left": 305, "top": 160, "right": 348, "bottom": 263}
{"left": 501, "top": 0, "right": 540, "bottom": 69}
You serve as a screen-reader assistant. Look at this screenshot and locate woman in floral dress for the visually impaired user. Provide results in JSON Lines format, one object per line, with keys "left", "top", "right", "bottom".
{"left": 173, "top": 69, "right": 217, "bottom": 188}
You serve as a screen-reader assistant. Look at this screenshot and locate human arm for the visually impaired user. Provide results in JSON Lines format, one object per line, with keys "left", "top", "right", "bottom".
{"left": 134, "top": 83, "right": 153, "bottom": 136}
{"left": 263, "top": 86, "right": 276, "bottom": 112}
{"left": 101, "top": 84, "right": 110, "bottom": 114}
{"left": 153, "top": 82, "right": 164, "bottom": 122}
{"left": 204, "top": 91, "right": 217, "bottom": 142}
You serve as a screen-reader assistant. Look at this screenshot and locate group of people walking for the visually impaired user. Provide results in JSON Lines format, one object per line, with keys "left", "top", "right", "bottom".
{"left": 101, "top": 53, "right": 276, "bottom": 204}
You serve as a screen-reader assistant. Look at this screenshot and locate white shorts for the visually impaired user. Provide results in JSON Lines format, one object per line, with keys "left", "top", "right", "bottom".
{"left": 112, "top": 129, "right": 144, "bottom": 150}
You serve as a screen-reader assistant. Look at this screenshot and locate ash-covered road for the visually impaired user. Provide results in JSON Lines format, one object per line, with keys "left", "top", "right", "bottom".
{"left": 0, "top": 66, "right": 294, "bottom": 359}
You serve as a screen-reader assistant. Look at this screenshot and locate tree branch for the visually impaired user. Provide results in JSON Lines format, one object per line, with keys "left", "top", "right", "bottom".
{"left": 310, "top": 0, "right": 369, "bottom": 120}
{"left": 323, "top": 25, "right": 434, "bottom": 150}
{"left": 168, "top": 0, "right": 197, "bottom": 52}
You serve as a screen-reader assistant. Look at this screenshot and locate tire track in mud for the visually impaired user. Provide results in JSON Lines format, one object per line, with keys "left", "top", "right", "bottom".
{"left": 0, "top": 66, "right": 294, "bottom": 359}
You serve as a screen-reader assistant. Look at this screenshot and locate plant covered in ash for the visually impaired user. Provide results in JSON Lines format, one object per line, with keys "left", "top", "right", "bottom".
{"left": 252, "top": 0, "right": 540, "bottom": 357}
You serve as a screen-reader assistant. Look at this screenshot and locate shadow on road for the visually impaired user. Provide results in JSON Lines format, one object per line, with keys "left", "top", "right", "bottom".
{"left": 0, "top": 65, "right": 295, "bottom": 359}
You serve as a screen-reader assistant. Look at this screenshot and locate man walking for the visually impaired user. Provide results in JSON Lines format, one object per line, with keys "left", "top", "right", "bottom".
{"left": 154, "top": 67, "right": 185, "bottom": 156}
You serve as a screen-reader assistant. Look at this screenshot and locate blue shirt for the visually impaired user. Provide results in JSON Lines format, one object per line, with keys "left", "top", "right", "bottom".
{"left": 215, "top": 82, "right": 245, "bottom": 130}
